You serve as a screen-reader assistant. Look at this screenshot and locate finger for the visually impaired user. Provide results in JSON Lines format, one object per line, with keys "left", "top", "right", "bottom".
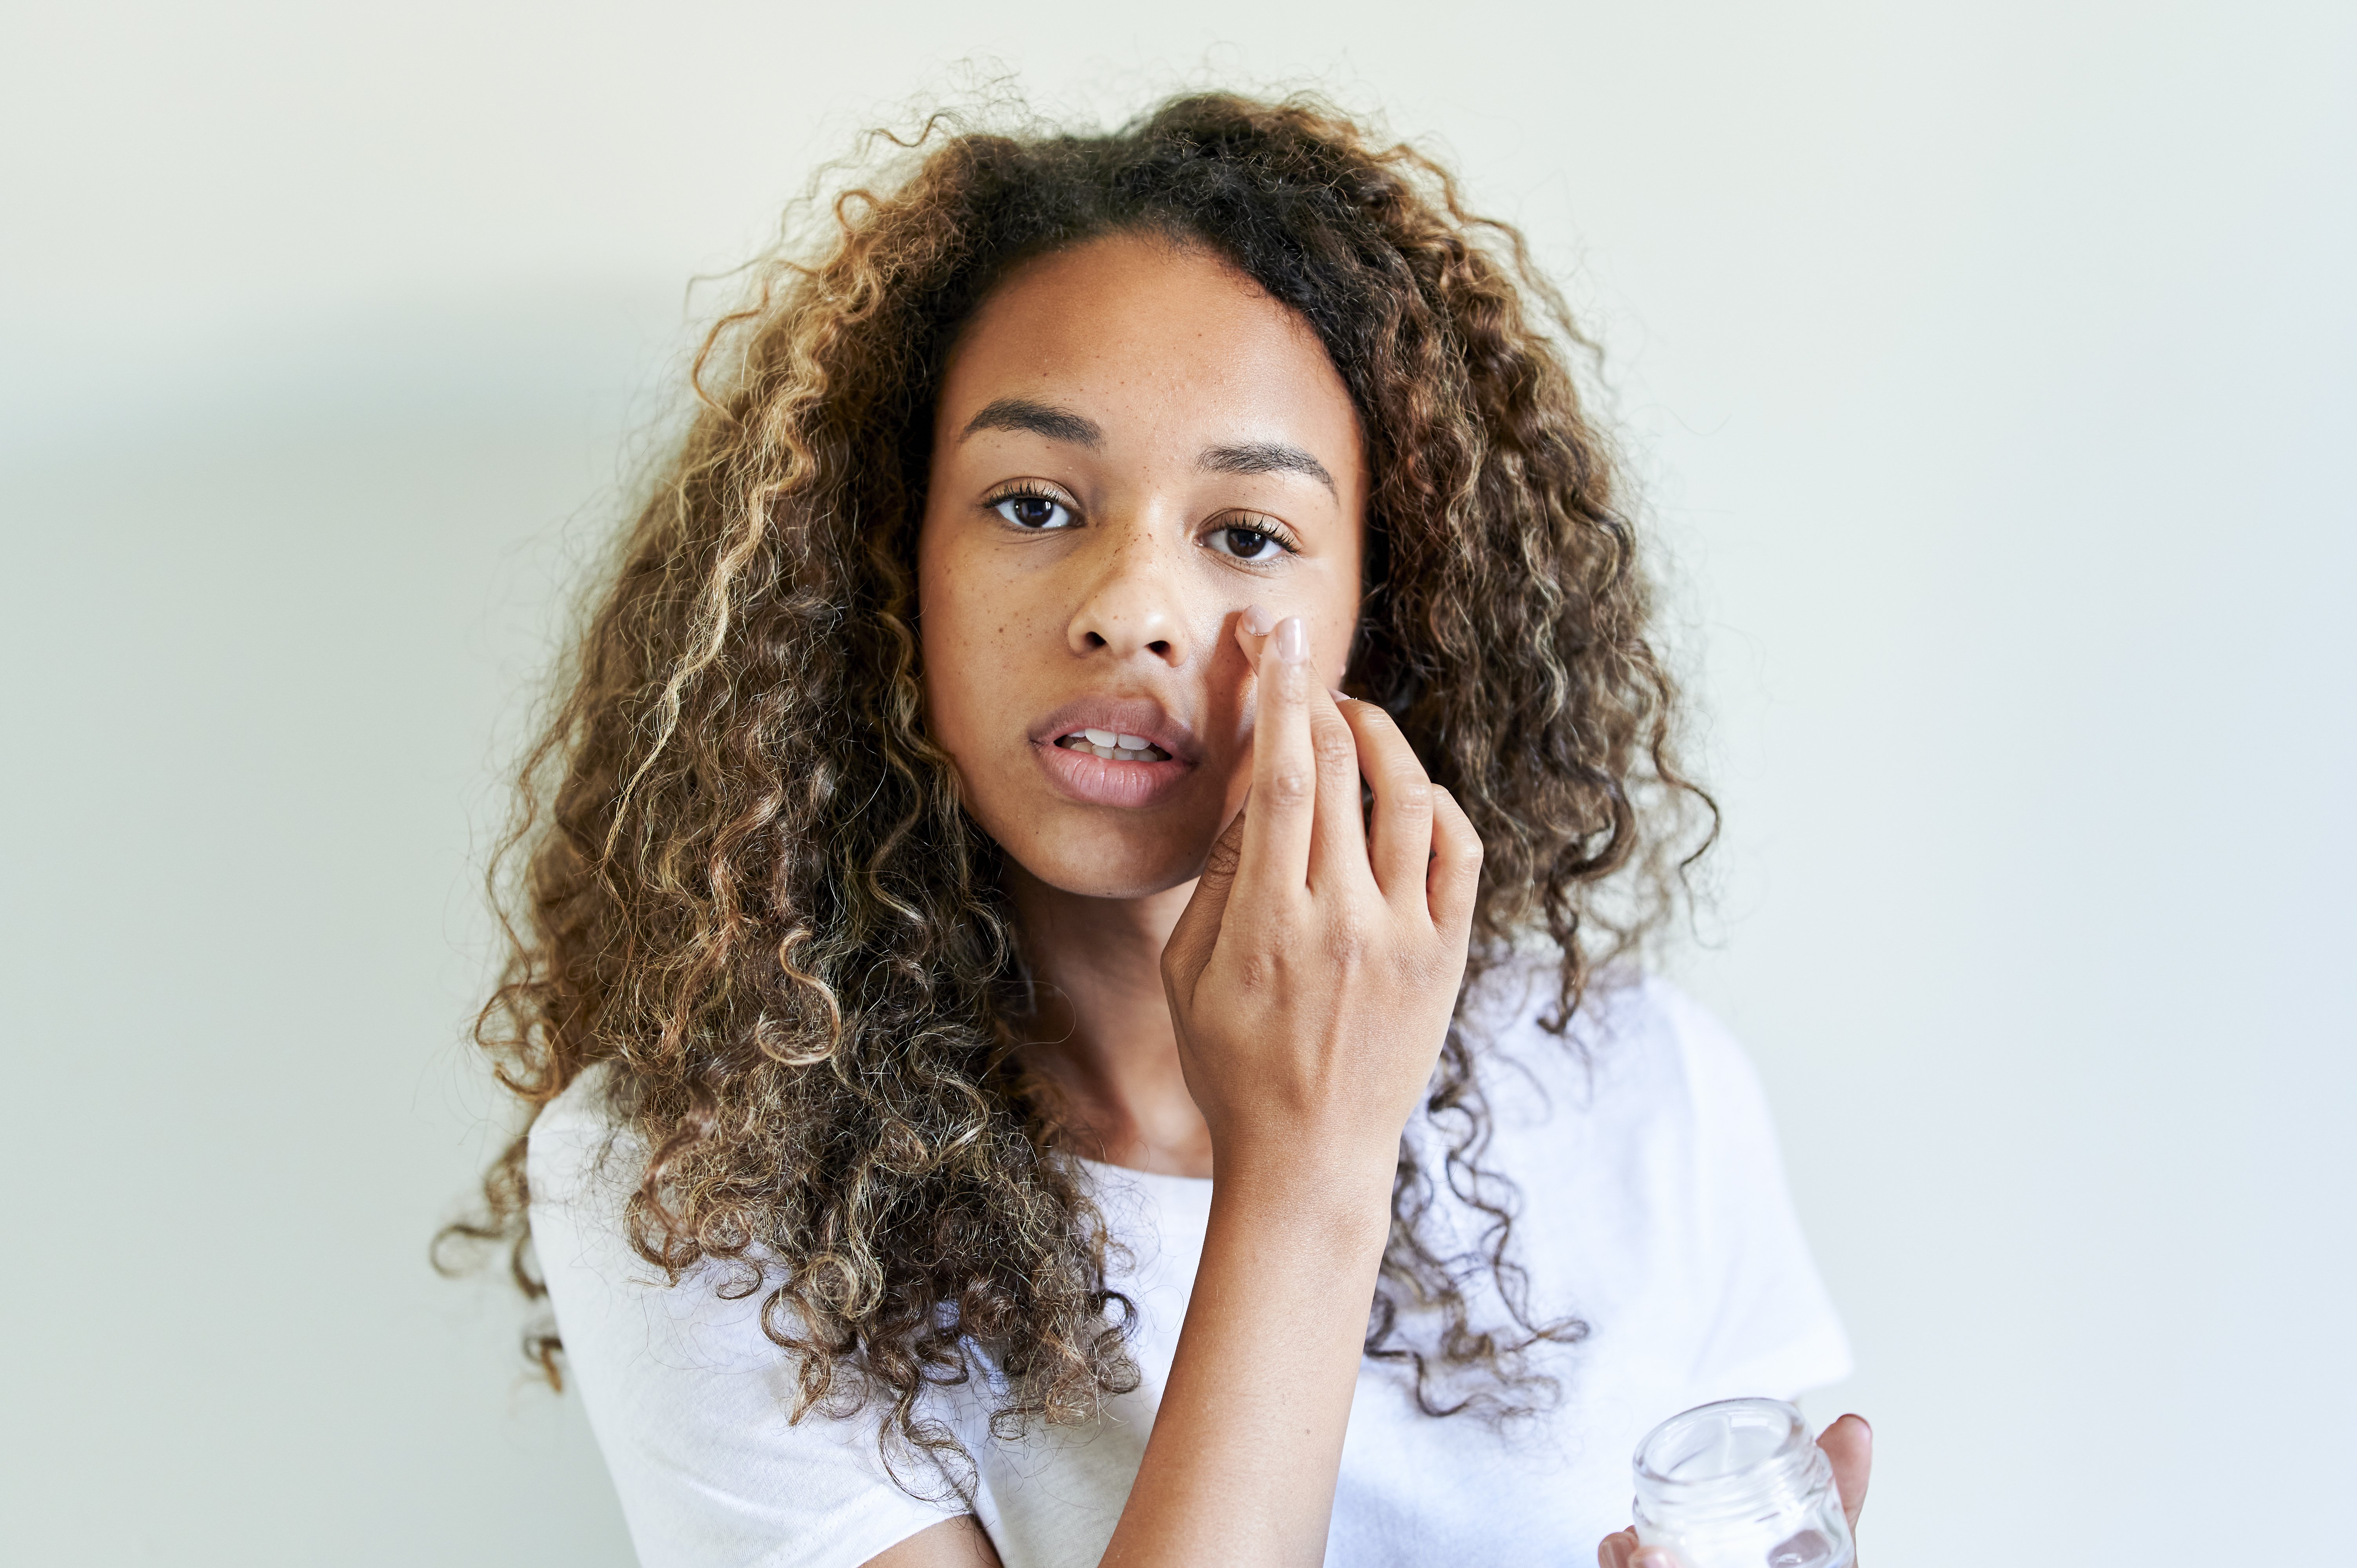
{"left": 1424, "top": 786, "right": 1484, "bottom": 939}
{"left": 1302, "top": 669, "right": 1372, "bottom": 896}
{"left": 1628, "top": 1552, "right": 1681, "bottom": 1568}
{"left": 1597, "top": 1528, "right": 1636, "bottom": 1568}
{"left": 1817, "top": 1414, "right": 1872, "bottom": 1531}
{"left": 1227, "top": 606, "right": 1275, "bottom": 745}
{"left": 1335, "top": 697, "right": 1434, "bottom": 907}
{"left": 1237, "top": 614, "right": 1318, "bottom": 906}
{"left": 1161, "top": 802, "right": 1248, "bottom": 992}
{"left": 1232, "top": 602, "right": 1278, "bottom": 667}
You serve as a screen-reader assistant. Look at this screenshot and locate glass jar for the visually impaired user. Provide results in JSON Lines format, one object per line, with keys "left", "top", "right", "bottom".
{"left": 1630, "top": 1397, "right": 1855, "bottom": 1568}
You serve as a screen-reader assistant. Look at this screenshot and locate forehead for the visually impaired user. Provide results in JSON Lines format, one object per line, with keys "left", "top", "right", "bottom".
{"left": 934, "top": 232, "right": 1362, "bottom": 459}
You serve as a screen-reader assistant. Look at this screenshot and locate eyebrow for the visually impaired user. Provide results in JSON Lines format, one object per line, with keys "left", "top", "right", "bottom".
{"left": 960, "top": 397, "right": 1103, "bottom": 448}
{"left": 960, "top": 399, "right": 1338, "bottom": 499}
{"left": 1198, "top": 441, "right": 1337, "bottom": 498}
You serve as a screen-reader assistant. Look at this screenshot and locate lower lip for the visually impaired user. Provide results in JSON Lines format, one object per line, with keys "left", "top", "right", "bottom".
{"left": 1034, "top": 739, "right": 1192, "bottom": 808}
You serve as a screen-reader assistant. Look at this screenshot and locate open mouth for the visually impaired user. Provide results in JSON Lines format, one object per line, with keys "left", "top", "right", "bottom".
{"left": 1054, "top": 728, "right": 1173, "bottom": 763}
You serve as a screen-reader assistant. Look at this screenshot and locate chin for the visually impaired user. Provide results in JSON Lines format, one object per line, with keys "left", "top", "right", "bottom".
{"left": 1016, "top": 849, "right": 1203, "bottom": 902}
{"left": 997, "top": 815, "right": 1212, "bottom": 902}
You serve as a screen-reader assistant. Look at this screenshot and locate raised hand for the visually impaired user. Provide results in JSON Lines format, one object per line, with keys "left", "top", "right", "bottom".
{"left": 1106, "top": 609, "right": 1484, "bottom": 1567}
{"left": 1159, "top": 611, "right": 1483, "bottom": 1191}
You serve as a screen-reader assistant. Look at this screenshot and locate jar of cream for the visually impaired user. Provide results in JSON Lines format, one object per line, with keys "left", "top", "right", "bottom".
{"left": 1630, "top": 1397, "right": 1854, "bottom": 1568}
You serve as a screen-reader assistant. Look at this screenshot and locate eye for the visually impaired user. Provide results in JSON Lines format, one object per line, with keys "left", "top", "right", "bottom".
{"left": 1206, "top": 523, "right": 1288, "bottom": 563}
{"left": 989, "top": 491, "right": 1076, "bottom": 530}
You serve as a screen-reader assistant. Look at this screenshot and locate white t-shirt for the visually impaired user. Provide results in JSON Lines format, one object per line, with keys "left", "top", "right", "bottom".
{"left": 527, "top": 967, "right": 1850, "bottom": 1567}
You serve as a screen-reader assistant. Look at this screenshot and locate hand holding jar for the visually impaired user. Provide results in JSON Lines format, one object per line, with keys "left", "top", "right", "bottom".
{"left": 1596, "top": 1401, "right": 1874, "bottom": 1568}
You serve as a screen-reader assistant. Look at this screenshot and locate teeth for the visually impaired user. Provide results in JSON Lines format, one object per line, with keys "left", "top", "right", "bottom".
{"left": 1057, "top": 735, "right": 1171, "bottom": 762}
{"left": 1084, "top": 728, "right": 1118, "bottom": 747}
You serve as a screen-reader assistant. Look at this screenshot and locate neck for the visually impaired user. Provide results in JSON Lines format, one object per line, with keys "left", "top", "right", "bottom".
{"left": 1007, "top": 864, "right": 1214, "bottom": 1178}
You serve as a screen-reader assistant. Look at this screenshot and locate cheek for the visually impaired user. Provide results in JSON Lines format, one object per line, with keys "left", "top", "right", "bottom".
{"left": 917, "top": 536, "right": 1032, "bottom": 754}
{"left": 916, "top": 535, "right": 978, "bottom": 746}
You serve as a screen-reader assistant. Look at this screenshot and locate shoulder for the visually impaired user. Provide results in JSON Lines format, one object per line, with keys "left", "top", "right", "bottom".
{"left": 1464, "top": 954, "right": 1770, "bottom": 1147}
{"left": 1463, "top": 954, "right": 1852, "bottom": 1399}
{"left": 523, "top": 1063, "right": 678, "bottom": 1308}
{"left": 1454, "top": 957, "right": 1810, "bottom": 1281}
{"left": 523, "top": 1065, "right": 966, "bottom": 1563}
{"left": 526, "top": 1061, "right": 639, "bottom": 1216}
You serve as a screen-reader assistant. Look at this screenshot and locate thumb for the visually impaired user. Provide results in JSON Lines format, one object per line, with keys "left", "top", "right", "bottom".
{"left": 1162, "top": 800, "right": 1248, "bottom": 991}
{"left": 1817, "top": 1414, "right": 1872, "bottom": 1533}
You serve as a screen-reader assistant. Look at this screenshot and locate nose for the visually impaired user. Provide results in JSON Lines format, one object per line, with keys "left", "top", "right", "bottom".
{"left": 1065, "top": 514, "right": 1190, "bottom": 666}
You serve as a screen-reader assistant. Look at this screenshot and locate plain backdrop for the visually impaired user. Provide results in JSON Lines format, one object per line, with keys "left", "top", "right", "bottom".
{"left": 3, "top": 2, "right": 2351, "bottom": 1563}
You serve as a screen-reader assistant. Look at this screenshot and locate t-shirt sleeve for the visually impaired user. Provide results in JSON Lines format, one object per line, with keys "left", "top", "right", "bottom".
{"left": 1657, "top": 986, "right": 1855, "bottom": 1405}
{"left": 525, "top": 1084, "right": 958, "bottom": 1568}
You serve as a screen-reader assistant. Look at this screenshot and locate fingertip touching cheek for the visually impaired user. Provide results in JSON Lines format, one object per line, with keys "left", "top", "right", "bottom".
{"left": 915, "top": 231, "right": 1367, "bottom": 900}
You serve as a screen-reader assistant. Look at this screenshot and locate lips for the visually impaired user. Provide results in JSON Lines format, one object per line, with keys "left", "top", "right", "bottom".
{"left": 1029, "top": 695, "right": 1198, "bottom": 808}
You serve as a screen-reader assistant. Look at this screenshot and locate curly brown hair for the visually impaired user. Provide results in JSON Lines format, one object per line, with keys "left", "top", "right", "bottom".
{"left": 442, "top": 89, "right": 1712, "bottom": 1496}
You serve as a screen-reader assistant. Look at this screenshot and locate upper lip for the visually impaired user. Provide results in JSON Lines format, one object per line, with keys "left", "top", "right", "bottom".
{"left": 1030, "top": 694, "right": 1199, "bottom": 763}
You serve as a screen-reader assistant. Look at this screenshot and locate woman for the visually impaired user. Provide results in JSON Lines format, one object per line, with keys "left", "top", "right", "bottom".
{"left": 453, "top": 92, "right": 1870, "bottom": 1566}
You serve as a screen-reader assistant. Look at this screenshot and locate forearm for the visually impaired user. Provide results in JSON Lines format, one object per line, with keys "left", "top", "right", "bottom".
{"left": 1097, "top": 622, "right": 1480, "bottom": 1565}
{"left": 1099, "top": 1150, "right": 1395, "bottom": 1567}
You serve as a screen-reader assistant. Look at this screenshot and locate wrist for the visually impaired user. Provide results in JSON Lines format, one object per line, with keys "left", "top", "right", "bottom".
{"left": 1207, "top": 1140, "right": 1397, "bottom": 1255}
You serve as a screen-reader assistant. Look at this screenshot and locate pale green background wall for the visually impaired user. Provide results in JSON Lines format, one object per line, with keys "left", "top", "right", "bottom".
{"left": 2, "top": 2, "right": 2350, "bottom": 1562}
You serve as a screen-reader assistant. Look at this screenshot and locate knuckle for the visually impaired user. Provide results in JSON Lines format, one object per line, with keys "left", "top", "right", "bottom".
{"left": 1387, "top": 772, "right": 1434, "bottom": 810}
{"left": 1326, "top": 911, "right": 1375, "bottom": 963}
{"left": 1403, "top": 944, "right": 1455, "bottom": 990}
{"left": 1311, "top": 726, "right": 1358, "bottom": 769}
{"left": 1270, "top": 766, "right": 1316, "bottom": 806}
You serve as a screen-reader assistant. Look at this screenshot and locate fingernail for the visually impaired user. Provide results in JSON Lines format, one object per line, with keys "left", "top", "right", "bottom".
{"left": 1275, "top": 616, "right": 1309, "bottom": 664}
{"left": 1241, "top": 604, "right": 1276, "bottom": 637}
{"left": 1329, "top": 686, "right": 1350, "bottom": 702}
{"left": 1630, "top": 1552, "right": 1678, "bottom": 1568}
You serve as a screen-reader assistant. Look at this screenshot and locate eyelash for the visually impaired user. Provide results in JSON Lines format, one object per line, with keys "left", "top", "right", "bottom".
{"left": 979, "top": 485, "right": 1301, "bottom": 563}
{"left": 1205, "top": 518, "right": 1297, "bottom": 563}
{"left": 984, "top": 483, "right": 1077, "bottom": 531}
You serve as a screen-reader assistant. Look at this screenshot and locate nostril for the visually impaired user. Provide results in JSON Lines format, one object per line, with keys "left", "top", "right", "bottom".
{"left": 1148, "top": 639, "right": 1172, "bottom": 656}
{"left": 1083, "top": 632, "right": 1107, "bottom": 648}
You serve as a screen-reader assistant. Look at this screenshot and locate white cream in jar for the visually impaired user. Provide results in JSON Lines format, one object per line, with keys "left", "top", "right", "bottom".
{"left": 1630, "top": 1397, "right": 1854, "bottom": 1568}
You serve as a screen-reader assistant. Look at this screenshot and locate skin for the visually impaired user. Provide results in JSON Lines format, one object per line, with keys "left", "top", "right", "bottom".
{"left": 872, "top": 232, "right": 1873, "bottom": 1567}
{"left": 913, "top": 229, "right": 1368, "bottom": 1178}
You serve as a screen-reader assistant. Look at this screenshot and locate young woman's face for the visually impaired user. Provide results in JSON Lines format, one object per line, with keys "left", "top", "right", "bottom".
{"left": 918, "top": 232, "right": 1367, "bottom": 899}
